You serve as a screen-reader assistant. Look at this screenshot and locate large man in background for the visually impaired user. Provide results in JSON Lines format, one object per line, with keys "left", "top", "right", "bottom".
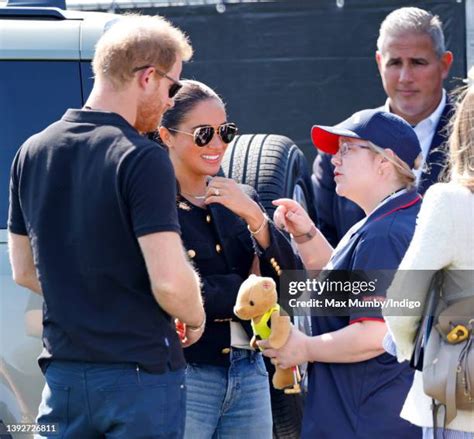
{"left": 313, "top": 7, "right": 454, "bottom": 246}
{"left": 8, "top": 15, "right": 205, "bottom": 438}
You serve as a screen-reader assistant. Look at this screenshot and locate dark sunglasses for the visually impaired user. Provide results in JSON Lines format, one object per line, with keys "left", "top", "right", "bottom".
{"left": 132, "top": 65, "right": 182, "bottom": 98}
{"left": 169, "top": 123, "right": 238, "bottom": 147}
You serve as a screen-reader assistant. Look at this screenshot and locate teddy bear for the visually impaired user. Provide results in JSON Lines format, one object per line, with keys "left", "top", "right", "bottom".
{"left": 234, "top": 274, "right": 300, "bottom": 394}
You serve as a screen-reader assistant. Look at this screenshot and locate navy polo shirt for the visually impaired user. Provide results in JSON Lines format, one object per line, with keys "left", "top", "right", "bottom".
{"left": 8, "top": 109, "right": 185, "bottom": 374}
{"left": 302, "top": 191, "right": 422, "bottom": 438}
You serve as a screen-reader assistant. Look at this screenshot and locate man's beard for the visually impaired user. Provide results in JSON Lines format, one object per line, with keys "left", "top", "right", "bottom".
{"left": 135, "top": 94, "right": 164, "bottom": 133}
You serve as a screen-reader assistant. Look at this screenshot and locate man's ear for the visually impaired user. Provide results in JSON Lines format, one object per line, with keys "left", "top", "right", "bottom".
{"left": 137, "top": 67, "right": 156, "bottom": 89}
{"left": 375, "top": 51, "right": 383, "bottom": 73}
{"left": 440, "top": 51, "right": 454, "bottom": 80}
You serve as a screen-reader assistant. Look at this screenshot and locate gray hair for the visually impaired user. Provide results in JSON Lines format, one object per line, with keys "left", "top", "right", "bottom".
{"left": 377, "top": 7, "right": 446, "bottom": 58}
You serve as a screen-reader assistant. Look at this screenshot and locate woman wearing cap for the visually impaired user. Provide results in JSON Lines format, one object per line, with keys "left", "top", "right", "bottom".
{"left": 260, "top": 110, "right": 423, "bottom": 438}
{"left": 157, "top": 80, "right": 300, "bottom": 439}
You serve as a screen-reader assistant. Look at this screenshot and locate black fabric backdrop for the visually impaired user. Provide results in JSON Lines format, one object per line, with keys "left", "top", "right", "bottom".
{"left": 124, "top": 0, "right": 466, "bottom": 163}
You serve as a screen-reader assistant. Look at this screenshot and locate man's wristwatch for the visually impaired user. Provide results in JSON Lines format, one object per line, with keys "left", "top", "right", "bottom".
{"left": 291, "top": 224, "right": 317, "bottom": 244}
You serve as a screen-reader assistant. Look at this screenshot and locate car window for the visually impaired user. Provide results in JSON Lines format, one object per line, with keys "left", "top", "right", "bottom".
{"left": 0, "top": 60, "right": 83, "bottom": 229}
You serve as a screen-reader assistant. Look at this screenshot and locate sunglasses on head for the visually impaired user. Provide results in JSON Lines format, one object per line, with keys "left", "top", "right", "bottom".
{"left": 132, "top": 65, "right": 182, "bottom": 98}
{"left": 169, "top": 123, "right": 238, "bottom": 147}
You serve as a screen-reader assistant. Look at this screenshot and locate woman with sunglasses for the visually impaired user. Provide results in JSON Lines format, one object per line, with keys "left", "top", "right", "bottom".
{"left": 157, "top": 80, "right": 300, "bottom": 439}
{"left": 260, "top": 110, "right": 423, "bottom": 438}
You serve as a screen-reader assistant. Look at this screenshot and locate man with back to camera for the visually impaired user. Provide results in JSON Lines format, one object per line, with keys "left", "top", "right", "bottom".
{"left": 8, "top": 15, "right": 205, "bottom": 438}
{"left": 312, "top": 7, "right": 454, "bottom": 246}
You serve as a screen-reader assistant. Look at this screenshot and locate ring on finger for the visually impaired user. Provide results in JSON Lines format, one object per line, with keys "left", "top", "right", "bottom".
{"left": 214, "top": 188, "right": 220, "bottom": 196}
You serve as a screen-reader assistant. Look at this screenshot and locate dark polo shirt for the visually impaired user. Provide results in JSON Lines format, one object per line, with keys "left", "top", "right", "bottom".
{"left": 8, "top": 109, "right": 185, "bottom": 373}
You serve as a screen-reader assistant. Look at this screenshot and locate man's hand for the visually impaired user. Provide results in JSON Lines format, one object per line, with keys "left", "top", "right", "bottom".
{"left": 258, "top": 326, "right": 311, "bottom": 369}
{"left": 183, "top": 325, "right": 205, "bottom": 347}
{"left": 175, "top": 319, "right": 205, "bottom": 348}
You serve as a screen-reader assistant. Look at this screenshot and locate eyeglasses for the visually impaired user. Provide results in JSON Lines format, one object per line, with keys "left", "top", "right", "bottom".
{"left": 169, "top": 123, "right": 238, "bottom": 147}
{"left": 132, "top": 65, "right": 182, "bottom": 98}
{"left": 338, "top": 140, "right": 415, "bottom": 177}
{"left": 338, "top": 141, "right": 372, "bottom": 157}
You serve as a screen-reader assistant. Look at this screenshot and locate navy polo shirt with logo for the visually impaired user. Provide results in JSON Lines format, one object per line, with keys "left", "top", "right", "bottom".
{"left": 8, "top": 109, "right": 185, "bottom": 374}
{"left": 302, "top": 190, "right": 422, "bottom": 438}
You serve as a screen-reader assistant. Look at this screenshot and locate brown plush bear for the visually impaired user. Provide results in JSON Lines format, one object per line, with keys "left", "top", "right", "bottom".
{"left": 234, "top": 274, "right": 300, "bottom": 393}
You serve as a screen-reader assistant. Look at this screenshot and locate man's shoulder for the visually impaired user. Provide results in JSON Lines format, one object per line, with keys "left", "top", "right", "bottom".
{"left": 17, "top": 112, "right": 168, "bottom": 172}
{"left": 16, "top": 118, "right": 65, "bottom": 159}
{"left": 118, "top": 138, "right": 170, "bottom": 169}
{"left": 25, "top": 117, "right": 65, "bottom": 142}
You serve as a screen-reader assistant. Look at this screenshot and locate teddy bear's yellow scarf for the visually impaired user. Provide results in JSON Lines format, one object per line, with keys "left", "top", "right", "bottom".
{"left": 251, "top": 304, "right": 280, "bottom": 342}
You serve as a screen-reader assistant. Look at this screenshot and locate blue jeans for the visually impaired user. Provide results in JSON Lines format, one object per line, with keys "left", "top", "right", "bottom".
{"left": 184, "top": 349, "right": 272, "bottom": 439}
{"left": 35, "top": 361, "right": 186, "bottom": 439}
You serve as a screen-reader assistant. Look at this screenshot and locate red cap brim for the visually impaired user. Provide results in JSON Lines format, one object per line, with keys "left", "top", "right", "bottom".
{"left": 311, "top": 125, "right": 360, "bottom": 155}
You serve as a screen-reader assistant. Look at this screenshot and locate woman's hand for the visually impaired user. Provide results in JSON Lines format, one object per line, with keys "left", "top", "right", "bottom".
{"left": 259, "top": 321, "right": 387, "bottom": 366}
{"left": 205, "top": 177, "right": 264, "bottom": 229}
{"left": 272, "top": 198, "right": 314, "bottom": 237}
{"left": 258, "top": 326, "right": 311, "bottom": 369}
{"left": 273, "top": 198, "right": 333, "bottom": 269}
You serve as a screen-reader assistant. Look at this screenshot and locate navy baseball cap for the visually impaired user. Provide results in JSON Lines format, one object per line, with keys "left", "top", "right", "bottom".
{"left": 311, "top": 109, "right": 421, "bottom": 168}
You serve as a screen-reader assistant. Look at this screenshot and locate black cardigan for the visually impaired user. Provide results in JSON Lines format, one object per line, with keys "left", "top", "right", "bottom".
{"left": 177, "top": 184, "right": 301, "bottom": 366}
